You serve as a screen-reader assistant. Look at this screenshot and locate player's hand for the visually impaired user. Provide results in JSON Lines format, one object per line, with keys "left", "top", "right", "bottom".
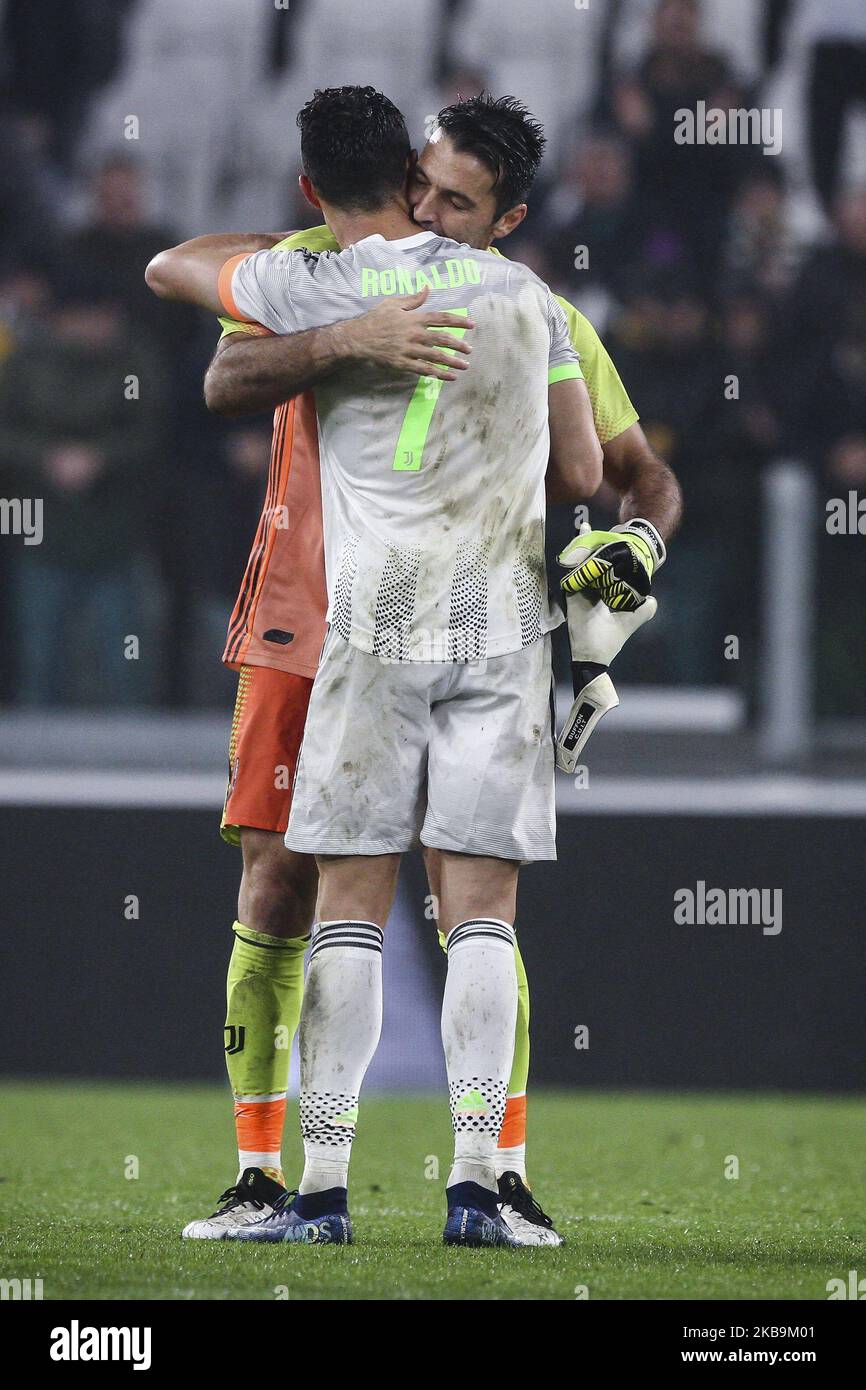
{"left": 558, "top": 518, "right": 666, "bottom": 612}
{"left": 342, "top": 287, "right": 474, "bottom": 381}
{"left": 565, "top": 587, "right": 658, "bottom": 665}
{"left": 556, "top": 586, "right": 658, "bottom": 774}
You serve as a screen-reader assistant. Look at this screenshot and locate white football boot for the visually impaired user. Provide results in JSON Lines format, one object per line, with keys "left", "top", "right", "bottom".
{"left": 497, "top": 1171, "right": 565, "bottom": 1246}
{"left": 182, "top": 1167, "right": 287, "bottom": 1240}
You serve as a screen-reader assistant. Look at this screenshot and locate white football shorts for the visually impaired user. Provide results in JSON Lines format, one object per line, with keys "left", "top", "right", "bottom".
{"left": 284, "top": 628, "right": 556, "bottom": 862}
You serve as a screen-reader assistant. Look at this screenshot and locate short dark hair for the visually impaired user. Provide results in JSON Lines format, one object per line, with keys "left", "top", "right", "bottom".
{"left": 433, "top": 93, "right": 546, "bottom": 216}
{"left": 296, "top": 86, "right": 410, "bottom": 211}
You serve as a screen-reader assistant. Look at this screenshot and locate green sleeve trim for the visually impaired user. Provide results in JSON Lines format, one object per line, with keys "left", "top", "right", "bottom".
{"left": 548, "top": 363, "right": 583, "bottom": 384}
{"left": 217, "top": 316, "right": 259, "bottom": 340}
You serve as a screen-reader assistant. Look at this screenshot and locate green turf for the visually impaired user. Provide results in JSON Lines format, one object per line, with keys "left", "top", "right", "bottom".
{"left": 0, "top": 1082, "right": 862, "bottom": 1300}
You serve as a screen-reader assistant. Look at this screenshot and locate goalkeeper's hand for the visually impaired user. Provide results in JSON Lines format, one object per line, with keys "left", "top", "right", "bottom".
{"left": 555, "top": 586, "right": 658, "bottom": 773}
{"left": 558, "top": 518, "right": 666, "bottom": 612}
{"left": 565, "top": 587, "right": 658, "bottom": 668}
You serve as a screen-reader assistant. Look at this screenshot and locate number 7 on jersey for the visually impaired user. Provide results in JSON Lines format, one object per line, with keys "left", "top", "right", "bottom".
{"left": 393, "top": 309, "right": 470, "bottom": 471}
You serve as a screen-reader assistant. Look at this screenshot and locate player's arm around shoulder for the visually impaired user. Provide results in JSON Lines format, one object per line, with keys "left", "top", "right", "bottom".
{"left": 547, "top": 376, "right": 604, "bottom": 502}
{"left": 203, "top": 287, "right": 476, "bottom": 416}
{"left": 145, "top": 232, "right": 286, "bottom": 309}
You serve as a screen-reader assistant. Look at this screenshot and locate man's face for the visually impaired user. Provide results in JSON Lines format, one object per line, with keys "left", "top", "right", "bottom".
{"left": 410, "top": 131, "right": 506, "bottom": 250}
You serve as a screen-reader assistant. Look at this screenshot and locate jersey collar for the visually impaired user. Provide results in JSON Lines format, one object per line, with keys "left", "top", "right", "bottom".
{"left": 354, "top": 231, "right": 437, "bottom": 250}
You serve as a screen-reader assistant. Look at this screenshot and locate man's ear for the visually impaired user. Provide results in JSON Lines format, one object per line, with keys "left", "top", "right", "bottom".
{"left": 299, "top": 174, "right": 322, "bottom": 211}
{"left": 402, "top": 150, "right": 418, "bottom": 200}
{"left": 490, "top": 202, "right": 528, "bottom": 242}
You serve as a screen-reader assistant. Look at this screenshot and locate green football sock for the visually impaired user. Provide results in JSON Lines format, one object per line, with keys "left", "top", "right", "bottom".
{"left": 509, "top": 939, "right": 530, "bottom": 1097}
{"left": 225, "top": 922, "right": 308, "bottom": 1178}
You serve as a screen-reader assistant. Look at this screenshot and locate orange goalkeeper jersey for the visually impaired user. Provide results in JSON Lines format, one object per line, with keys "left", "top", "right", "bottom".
{"left": 222, "top": 388, "right": 325, "bottom": 677}
{"left": 217, "top": 225, "right": 638, "bottom": 677}
{"left": 219, "top": 228, "right": 334, "bottom": 677}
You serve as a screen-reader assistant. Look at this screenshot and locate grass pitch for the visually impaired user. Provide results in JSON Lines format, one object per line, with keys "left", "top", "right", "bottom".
{"left": 0, "top": 1082, "right": 862, "bottom": 1300}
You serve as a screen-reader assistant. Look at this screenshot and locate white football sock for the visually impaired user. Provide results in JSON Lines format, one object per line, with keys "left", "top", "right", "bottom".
{"left": 442, "top": 918, "right": 518, "bottom": 1194}
{"left": 237, "top": 1151, "right": 282, "bottom": 1180}
{"left": 298, "top": 921, "right": 383, "bottom": 1195}
{"left": 494, "top": 1143, "right": 527, "bottom": 1182}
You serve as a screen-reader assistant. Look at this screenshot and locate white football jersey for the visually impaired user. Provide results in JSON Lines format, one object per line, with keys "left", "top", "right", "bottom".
{"left": 225, "top": 230, "right": 582, "bottom": 662}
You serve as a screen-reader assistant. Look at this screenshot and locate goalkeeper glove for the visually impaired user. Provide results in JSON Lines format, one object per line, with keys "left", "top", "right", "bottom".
{"left": 558, "top": 518, "right": 666, "bottom": 612}
{"left": 556, "top": 588, "right": 658, "bottom": 772}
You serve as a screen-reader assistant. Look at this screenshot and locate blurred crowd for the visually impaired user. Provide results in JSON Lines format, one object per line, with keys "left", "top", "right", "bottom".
{"left": 0, "top": 0, "right": 864, "bottom": 713}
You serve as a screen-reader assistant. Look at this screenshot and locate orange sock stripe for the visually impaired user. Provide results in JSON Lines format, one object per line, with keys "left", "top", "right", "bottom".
{"left": 234, "top": 1097, "right": 287, "bottom": 1154}
{"left": 498, "top": 1094, "right": 527, "bottom": 1149}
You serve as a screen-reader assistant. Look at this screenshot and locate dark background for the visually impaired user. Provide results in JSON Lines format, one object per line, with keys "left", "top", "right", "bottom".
{"left": 3, "top": 805, "right": 861, "bottom": 1092}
